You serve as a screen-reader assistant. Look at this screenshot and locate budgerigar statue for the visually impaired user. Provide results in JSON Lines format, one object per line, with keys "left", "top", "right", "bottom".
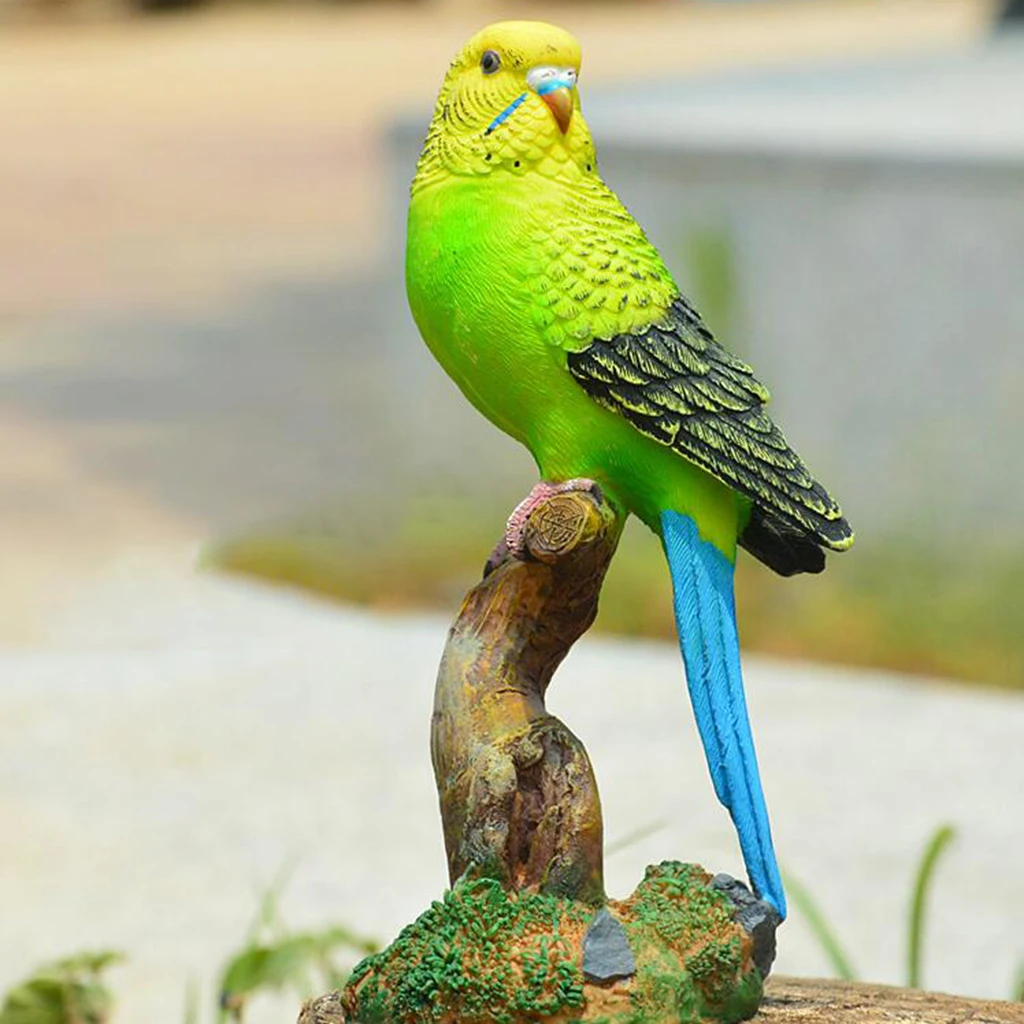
{"left": 406, "top": 21, "right": 853, "bottom": 920}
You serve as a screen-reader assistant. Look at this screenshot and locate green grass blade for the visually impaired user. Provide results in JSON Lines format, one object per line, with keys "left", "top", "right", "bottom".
{"left": 249, "top": 858, "right": 300, "bottom": 942}
{"left": 907, "top": 824, "right": 957, "bottom": 990}
{"left": 782, "top": 870, "right": 858, "bottom": 981}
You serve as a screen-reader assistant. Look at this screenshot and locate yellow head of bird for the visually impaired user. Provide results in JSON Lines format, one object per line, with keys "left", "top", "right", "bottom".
{"left": 416, "top": 21, "right": 594, "bottom": 184}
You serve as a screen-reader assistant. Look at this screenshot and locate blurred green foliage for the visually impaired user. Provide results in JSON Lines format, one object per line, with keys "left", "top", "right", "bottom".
{"left": 217, "top": 869, "right": 377, "bottom": 1022}
{"left": 0, "top": 875, "right": 377, "bottom": 1024}
{"left": 218, "top": 927, "right": 375, "bottom": 1021}
{"left": 0, "top": 952, "right": 122, "bottom": 1024}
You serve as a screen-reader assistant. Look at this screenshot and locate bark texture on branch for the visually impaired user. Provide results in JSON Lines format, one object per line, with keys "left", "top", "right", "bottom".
{"left": 430, "top": 488, "right": 624, "bottom": 906}
{"left": 299, "top": 978, "right": 1024, "bottom": 1024}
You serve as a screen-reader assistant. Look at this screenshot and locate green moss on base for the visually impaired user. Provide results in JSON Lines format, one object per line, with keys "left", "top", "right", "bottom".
{"left": 628, "top": 862, "right": 734, "bottom": 945}
{"left": 341, "top": 864, "right": 764, "bottom": 1024}
{"left": 623, "top": 863, "right": 762, "bottom": 1024}
{"left": 344, "top": 878, "right": 587, "bottom": 1023}
{"left": 699, "top": 967, "right": 763, "bottom": 1024}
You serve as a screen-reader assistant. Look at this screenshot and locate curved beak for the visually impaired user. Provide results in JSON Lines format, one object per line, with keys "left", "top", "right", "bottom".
{"left": 527, "top": 65, "right": 577, "bottom": 135}
{"left": 540, "top": 87, "right": 573, "bottom": 134}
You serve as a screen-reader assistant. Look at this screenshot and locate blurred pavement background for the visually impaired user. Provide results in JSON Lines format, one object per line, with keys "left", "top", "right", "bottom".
{"left": 3, "top": 568, "right": 1024, "bottom": 1021}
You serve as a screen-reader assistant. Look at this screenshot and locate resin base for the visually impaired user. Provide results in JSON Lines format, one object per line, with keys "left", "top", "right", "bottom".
{"left": 330, "top": 862, "right": 778, "bottom": 1024}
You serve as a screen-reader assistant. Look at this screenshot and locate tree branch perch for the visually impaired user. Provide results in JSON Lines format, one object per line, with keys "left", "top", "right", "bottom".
{"left": 431, "top": 487, "right": 624, "bottom": 905}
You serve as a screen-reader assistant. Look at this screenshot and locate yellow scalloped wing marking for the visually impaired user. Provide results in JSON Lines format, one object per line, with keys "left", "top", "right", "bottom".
{"left": 529, "top": 179, "right": 678, "bottom": 349}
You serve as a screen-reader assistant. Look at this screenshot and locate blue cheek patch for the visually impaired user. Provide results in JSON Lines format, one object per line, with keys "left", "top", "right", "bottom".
{"left": 485, "top": 93, "right": 527, "bottom": 136}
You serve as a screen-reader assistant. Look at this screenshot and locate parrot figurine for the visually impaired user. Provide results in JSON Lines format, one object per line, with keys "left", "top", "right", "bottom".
{"left": 406, "top": 21, "right": 853, "bottom": 919}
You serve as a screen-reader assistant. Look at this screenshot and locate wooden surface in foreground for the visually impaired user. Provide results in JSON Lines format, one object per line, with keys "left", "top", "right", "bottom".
{"left": 760, "top": 977, "right": 1024, "bottom": 1024}
{"left": 298, "top": 977, "right": 1024, "bottom": 1023}
{"left": 299, "top": 977, "right": 1024, "bottom": 1024}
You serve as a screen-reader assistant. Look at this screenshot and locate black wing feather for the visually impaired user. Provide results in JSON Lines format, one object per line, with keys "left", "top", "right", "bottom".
{"left": 566, "top": 298, "right": 853, "bottom": 575}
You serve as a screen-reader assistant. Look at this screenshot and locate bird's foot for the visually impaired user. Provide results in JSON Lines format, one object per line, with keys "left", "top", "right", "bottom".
{"left": 504, "top": 478, "right": 603, "bottom": 560}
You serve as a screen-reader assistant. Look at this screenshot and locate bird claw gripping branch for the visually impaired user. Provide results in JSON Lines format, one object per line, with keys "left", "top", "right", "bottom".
{"left": 504, "top": 479, "right": 604, "bottom": 559}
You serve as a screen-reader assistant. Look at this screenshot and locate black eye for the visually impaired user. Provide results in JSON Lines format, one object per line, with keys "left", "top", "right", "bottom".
{"left": 481, "top": 50, "right": 501, "bottom": 75}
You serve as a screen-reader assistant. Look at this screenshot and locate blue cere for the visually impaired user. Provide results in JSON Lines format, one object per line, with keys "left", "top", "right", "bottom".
{"left": 485, "top": 93, "right": 527, "bottom": 135}
{"left": 536, "top": 77, "right": 573, "bottom": 95}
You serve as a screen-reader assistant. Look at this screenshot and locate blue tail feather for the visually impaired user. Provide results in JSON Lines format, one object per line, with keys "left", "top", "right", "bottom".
{"left": 661, "top": 510, "right": 786, "bottom": 919}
